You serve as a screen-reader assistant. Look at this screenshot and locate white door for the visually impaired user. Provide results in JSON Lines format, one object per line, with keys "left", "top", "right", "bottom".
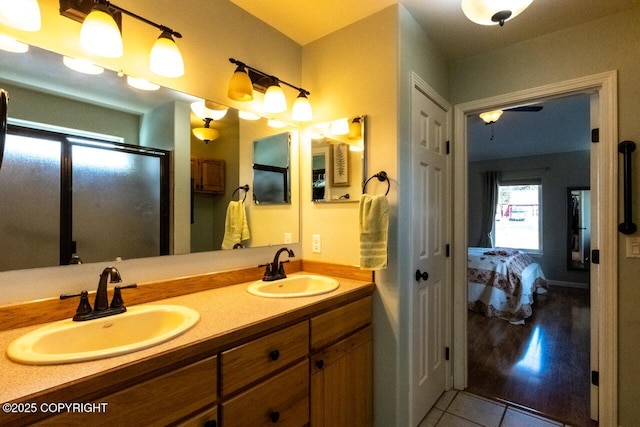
{"left": 409, "top": 77, "right": 451, "bottom": 426}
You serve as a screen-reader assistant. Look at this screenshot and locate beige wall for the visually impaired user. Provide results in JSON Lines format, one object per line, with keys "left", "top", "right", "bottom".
{"left": 450, "top": 8, "right": 640, "bottom": 424}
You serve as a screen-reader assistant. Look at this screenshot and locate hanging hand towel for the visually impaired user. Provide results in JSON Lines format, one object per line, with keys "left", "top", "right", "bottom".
{"left": 359, "top": 194, "right": 389, "bottom": 270}
{"left": 221, "top": 200, "right": 250, "bottom": 250}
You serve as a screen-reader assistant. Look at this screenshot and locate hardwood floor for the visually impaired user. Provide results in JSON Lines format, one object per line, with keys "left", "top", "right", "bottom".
{"left": 467, "top": 286, "right": 596, "bottom": 426}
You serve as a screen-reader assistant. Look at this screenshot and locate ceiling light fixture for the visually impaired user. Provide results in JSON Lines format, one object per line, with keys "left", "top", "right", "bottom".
{"left": 461, "top": 0, "right": 534, "bottom": 26}
{"left": 0, "top": 0, "right": 41, "bottom": 32}
{"left": 192, "top": 118, "right": 220, "bottom": 144}
{"left": 191, "top": 101, "right": 229, "bottom": 121}
{"left": 61, "top": 0, "right": 184, "bottom": 77}
{"left": 227, "top": 58, "right": 312, "bottom": 122}
{"left": 479, "top": 110, "right": 503, "bottom": 124}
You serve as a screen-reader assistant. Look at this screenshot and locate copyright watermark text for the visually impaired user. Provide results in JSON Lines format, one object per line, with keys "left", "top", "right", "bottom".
{"left": 2, "top": 402, "right": 108, "bottom": 414}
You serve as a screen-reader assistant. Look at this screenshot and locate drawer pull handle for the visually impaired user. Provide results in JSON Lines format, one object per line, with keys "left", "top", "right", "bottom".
{"left": 204, "top": 421, "right": 217, "bottom": 427}
{"left": 270, "top": 410, "right": 280, "bottom": 423}
{"left": 315, "top": 359, "right": 324, "bottom": 370}
{"left": 269, "top": 350, "right": 280, "bottom": 361}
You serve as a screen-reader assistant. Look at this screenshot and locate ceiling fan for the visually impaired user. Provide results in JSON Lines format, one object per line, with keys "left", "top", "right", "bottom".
{"left": 479, "top": 105, "right": 543, "bottom": 140}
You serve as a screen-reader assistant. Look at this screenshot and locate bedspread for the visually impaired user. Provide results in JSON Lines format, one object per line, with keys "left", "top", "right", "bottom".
{"left": 468, "top": 247, "right": 548, "bottom": 324}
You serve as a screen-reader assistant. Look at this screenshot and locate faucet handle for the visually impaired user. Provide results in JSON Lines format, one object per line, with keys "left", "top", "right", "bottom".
{"left": 60, "top": 290, "right": 92, "bottom": 319}
{"left": 110, "top": 284, "right": 138, "bottom": 309}
{"left": 258, "top": 262, "right": 272, "bottom": 277}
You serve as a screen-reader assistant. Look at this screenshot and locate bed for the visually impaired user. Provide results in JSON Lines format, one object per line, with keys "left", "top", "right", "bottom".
{"left": 468, "top": 247, "right": 548, "bottom": 324}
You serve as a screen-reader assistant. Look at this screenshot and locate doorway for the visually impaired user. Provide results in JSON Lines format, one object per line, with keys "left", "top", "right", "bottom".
{"left": 451, "top": 72, "right": 619, "bottom": 427}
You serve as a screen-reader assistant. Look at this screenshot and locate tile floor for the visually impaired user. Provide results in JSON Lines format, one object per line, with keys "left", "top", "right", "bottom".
{"left": 419, "top": 390, "right": 573, "bottom": 427}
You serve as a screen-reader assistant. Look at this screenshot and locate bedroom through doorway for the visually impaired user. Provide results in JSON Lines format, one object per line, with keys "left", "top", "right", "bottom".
{"left": 464, "top": 93, "right": 594, "bottom": 426}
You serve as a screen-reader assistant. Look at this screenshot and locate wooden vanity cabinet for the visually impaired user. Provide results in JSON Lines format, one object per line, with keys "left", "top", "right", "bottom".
{"left": 309, "top": 297, "right": 373, "bottom": 427}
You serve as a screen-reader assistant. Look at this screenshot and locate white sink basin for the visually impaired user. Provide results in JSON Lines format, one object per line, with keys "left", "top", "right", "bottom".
{"left": 7, "top": 305, "right": 200, "bottom": 365}
{"left": 247, "top": 274, "right": 339, "bottom": 298}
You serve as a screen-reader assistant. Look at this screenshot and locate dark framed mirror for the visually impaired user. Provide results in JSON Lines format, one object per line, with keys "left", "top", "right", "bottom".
{"left": 567, "top": 186, "right": 590, "bottom": 271}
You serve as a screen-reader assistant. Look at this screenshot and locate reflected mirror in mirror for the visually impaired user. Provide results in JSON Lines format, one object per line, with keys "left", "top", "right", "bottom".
{"left": 0, "top": 44, "right": 299, "bottom": 272}
{"left": 253, "top": 131, "right": 291, "bottom": 204}
{"left": 567, "top": 187, "right": 590, "bottom": 271}
{"left": 311, "top": 115, "right": 366, "bottom": 203}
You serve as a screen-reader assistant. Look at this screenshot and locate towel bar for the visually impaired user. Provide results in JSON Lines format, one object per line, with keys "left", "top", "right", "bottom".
{"left": 363, "top": 171, "right": 390, "bottom": 196}
{"left": 232, "top": 184, "right": 250, "bottom": 202}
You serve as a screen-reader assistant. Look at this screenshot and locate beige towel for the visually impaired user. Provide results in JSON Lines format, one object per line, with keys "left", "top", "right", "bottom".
{"left": 221, "top": 201, "right": 250, "bottom": 250}
{"left": 359, "top": 194, "right": 389, "bottom": 270}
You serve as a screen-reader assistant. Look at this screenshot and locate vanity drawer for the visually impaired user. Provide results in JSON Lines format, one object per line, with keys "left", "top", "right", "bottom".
{"left": 310, "top": 296, "right": 372, "bottom": 351}
{"left": 38, "top": 356, "right": 217, "bottom": 426}
{"left": 220, "top": 321, "right": 309, "bottom": 395}
{"left": 221, "top": 359, "right": 309, "bottom": 427}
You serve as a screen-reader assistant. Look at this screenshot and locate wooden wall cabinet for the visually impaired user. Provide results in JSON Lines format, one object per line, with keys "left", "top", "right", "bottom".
{"left": 192, "top": 158, "right": 225, "bottom": 194}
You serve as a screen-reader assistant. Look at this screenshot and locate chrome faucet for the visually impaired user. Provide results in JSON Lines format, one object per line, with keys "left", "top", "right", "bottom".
{"left": 260, "top": 247, "right": 294, "bottom": 281}
{"left": 60, "top": 266, "right": 137, "bottom": 321}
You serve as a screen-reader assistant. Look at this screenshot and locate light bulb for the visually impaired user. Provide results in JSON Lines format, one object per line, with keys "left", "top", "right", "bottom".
{"left": 228, "top": 66, "right": 253, "bottom": 101}
{"left": 291, "top": 92, "right": 312, "bottom": 121}
{"left": 264, "top": 82, "right": 287, "bottom": 114}
{"left": 150, "top": 31, "right": 184, "bottom": 78}
{"left": 80, "top": 6, "right": 123, "bottom": 58}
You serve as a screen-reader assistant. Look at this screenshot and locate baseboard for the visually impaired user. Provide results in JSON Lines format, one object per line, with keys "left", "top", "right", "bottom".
{"left": 547, "top": 279, "right": 589, "bottom": 290}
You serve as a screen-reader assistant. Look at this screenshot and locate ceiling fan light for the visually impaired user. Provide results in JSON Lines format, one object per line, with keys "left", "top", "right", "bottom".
{"left": 150, "top": 31, "right": 184, "bottom": 78}
{"left": 264, "top": 82, "right": 287, "bottom": 114}
{"left": 80, "top": 6, "right": 123, "bottom": 58}
{"left": 479, "top": 110, "right": 503, "bottom": 123}
{"left": 461, "top": 0, "right": 534, "bottom": 26}
{"left": 0, "top": 0, "right": 41, "bottom": 32}
{"left": 228, "top": 65, "right": 254, "bottom": 102}
{"left": 291, "top": 92, "right": 312, "bottom": 122}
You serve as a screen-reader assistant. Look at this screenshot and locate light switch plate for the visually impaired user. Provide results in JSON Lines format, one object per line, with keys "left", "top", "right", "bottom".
{"left": 626, "top": 236, "right": 640, "bottom": 258}
{"left": 284, "top": 232, "right": 292, "bottom": 244}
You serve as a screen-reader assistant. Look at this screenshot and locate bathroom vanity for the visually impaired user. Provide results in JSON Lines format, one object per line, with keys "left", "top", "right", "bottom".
{"left": 0, "top": 263, "right": 374, "bottom": 426}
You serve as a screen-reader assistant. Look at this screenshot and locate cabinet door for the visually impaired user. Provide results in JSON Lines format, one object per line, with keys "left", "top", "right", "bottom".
{"left": 200, "top": 159, "right": 225, "bottom": 193}
{"left": 311, "top": 326, "right": 373, "bottom": 427}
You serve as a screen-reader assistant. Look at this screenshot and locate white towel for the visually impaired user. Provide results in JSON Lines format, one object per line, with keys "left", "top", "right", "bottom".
{"left": 221, "top": 201, "right": 250, "bottom": 250}
{"left": 359, "top": 194, "right": 389, "bottom": 270}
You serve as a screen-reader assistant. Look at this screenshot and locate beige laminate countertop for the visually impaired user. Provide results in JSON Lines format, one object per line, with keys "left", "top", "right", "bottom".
{"left": 0, "top": 272, "right": 373, "bottom": 405}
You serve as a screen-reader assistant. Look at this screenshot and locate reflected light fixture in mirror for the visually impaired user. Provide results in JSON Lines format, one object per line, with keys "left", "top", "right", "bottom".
{"left": 0, "top": 0, "right": 42, "bottom": 31}
{"left": 63, "top": 56, "right": 104, "bottom": 75}
{"left": 191, "top": 101, "right": 227, "bottom": 143}
{"left": 126, "top": 76, "right": 160, "bottom": 91}
{"left": 0, "top": 34, "right": 29, "bottom": 53}
{"left": 461, "top": 0, "right": 534, "bottom": 26}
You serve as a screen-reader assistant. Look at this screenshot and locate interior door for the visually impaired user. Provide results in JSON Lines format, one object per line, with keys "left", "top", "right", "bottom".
{"left": 409, "top": 78, "right": 451, "bottom": 425}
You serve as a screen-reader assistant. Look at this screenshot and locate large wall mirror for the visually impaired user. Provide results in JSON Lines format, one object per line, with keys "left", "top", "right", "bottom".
{"left": 0, "top": 44, "right": 299, "bottom": 272}
{"left": 567, "top": 187, "right": 590, "bottom": 271}
{"left": 311, "top": 115, "right": 366, "bottom": 202}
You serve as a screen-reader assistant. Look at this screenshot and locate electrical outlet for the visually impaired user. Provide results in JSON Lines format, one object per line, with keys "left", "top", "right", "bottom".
{"left": 284, "top": 232, "right": 292, "bottom": 244}
{"left": 312, "top": 234, "right": 322, "bottom": 253}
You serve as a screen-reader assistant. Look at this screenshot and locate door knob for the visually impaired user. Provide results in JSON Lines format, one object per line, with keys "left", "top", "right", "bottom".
{"left": 415, "top": 269, "right": 429, "bottom": 282}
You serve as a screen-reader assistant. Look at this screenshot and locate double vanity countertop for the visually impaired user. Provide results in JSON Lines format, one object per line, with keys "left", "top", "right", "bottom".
{"left": 0, "top": 270, "right": 374, "bottom": 405}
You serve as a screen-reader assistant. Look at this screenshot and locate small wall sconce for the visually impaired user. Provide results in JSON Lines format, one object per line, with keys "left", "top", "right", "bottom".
{"left": 0, "top": 0, "right": 42, "bottom": 32}
{"left": 461, "top": 0, "right": 534, "bottom": 26}
{"left": 227, "top": 58, "right": 312, "bottom": 122}
{"left": 60, "top": 0, "right": 184, "bottom": 78}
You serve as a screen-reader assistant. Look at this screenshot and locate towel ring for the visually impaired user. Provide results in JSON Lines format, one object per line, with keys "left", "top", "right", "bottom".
{"left": 232, "top": 184, "right": 250, "bottom": 202}
{"left": 362, "top": 171, "right": 390, "bottom": 196}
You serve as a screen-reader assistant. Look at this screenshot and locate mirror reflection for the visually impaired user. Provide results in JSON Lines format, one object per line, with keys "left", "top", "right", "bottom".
{"left": 0, "top": 44, "right": 299, "bottom": 272}
{"left": 253, "top": 131, "right": 291, "bottom": 204}
{"left": 567, "top": 187, "right": 590, "bottom": 271}
{"left": 311, "top": 115, "right": 366, "bottom": 203}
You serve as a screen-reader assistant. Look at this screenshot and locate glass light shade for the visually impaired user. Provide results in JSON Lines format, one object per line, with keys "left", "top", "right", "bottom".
{"left": 479, "top": 110, "right": 503, "bottom": 123}
{"left": 263, "top": 83, "right": 287, "bottom": 114}
{"left": 267, "top": 119, "right": 287, "bottom": 128}
{"left": 461, "top": 0, "right": 534, "bottom": 26}
{"left": 0, "top": 0, "right": 41, "bottom": 31}
{"left": 0, "top": 34, "right": 28, "bottom": 53}
{"left": 126, "top": 76, "right": 160, "bottom": 91}
{"left": 348, "top": 117, "right": 362, "bottom": 140}
{"left": 63, "top": 56, "right": 104, "bottom": 75}
{"left": 192, "top": 127, "right": 220, "bottom": 142}
{"left": 150, "top": 32, "right": 184, "bottom": 78}
{"left": 191, "top": 101, "right": 228, "bottom": 120}
{"left": 228, "top": 66, "right": 253, "bottom": 102}
{"left": 330, "top": 118, "right": 349, "bottom": 136}
{"left": 80, "top": 7, "right": 123, "bottom": 58}
{"left": 291, "top": 93, "right": 312, "bottom": 122}
{"left": 238, "top": 110, "right": 261, "bottom": 121}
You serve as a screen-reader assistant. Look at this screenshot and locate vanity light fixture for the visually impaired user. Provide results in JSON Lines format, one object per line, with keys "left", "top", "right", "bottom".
{"left": 348, "top": 117, "right": 363, "bottom": 140}
{"left": 61, "top": 0, "right": 184, "bottom": 77}
{"left": 0, "top": 0, "right": 41, "bottom": 32}
{"left": 461, "top": 0, "right": 534, "bottom": 26}
{"left": 227, "top": 58, "right": 312, "bottom": 121}
{"left": 0, "top": 34, "right": 29, "bottom": 53}
{"left": 238, "top": 110, "right": 261, "bottom": 121}
{"left": 126, "top": 76, "right": 160, "bottom": 91}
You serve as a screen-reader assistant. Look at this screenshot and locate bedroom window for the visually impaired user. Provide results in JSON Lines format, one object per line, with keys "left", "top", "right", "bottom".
{"left": 494, "top": 184, "right": 541, "bottom": 251}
